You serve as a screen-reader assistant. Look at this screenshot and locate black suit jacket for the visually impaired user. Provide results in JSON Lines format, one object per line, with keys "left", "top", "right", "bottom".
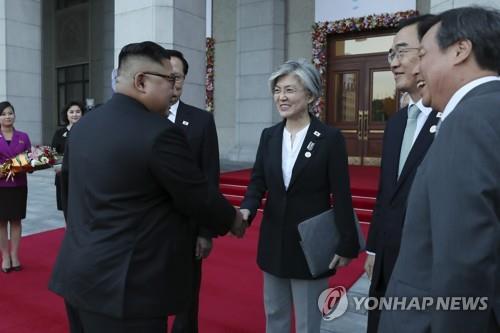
{"left": 379, "top": 81, "right": 500, "bottom": 333}
{"left": 48, "top": 93, "right": 235, "bottom": 319}
{"left": 51, "top": 127, "right": 70, "bottom": 195}
{"left": 241, "top": 116, "right": 359, "bottom": 279}
{"left": 366, "top": 106, "right": 438, "bottom": 294}
{"left": 51, "top": 127, "right": 69, "bottom": 155}
{"left": 174, "top": 101, "right": 219, "bottom": 238}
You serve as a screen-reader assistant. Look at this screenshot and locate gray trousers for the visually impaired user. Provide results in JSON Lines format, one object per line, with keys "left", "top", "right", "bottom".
{"left": 263, "top": 272, "right": 329, "bottom": 333}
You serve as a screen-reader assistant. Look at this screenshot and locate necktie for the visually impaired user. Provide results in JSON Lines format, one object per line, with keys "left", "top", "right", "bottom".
{"left": 398, "top": 104, "right": 420, "bottom": 177}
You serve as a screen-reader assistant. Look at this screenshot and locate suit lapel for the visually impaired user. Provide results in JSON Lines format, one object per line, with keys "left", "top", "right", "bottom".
{"left": 174, "top": 101, "right": 190, "bottom": 129}
{"left": 392, "top": 110, "right": 439, "bottom": 198}
{"left": 268, "top": 121, "right": 286, "bottom": 192}
{"left": 287, "top": 117, "right": 323, "bottom": 191}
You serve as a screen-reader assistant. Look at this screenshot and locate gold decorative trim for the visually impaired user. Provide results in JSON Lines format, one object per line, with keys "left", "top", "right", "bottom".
{"left": 363, "top": 157, "right": 381, "bottom": 166}
{"left": 348, "top": 156, "right": 361, "bottom": 165}
{"left": 369, "top": 130, "right": 384, "bottom": 134}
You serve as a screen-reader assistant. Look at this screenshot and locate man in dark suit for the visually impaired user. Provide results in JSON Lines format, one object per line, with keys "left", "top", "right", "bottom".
{"left": 379, "top": 7, "right": 500, "bottom": 332}
{"left": 49, "top": 41, "right": 245, "bottom": 333}
{"left": 364, "top": 15, "right": 439, "bottom": 333}
{"left": 166, "top": 50, "right": 220, "bottom": 333}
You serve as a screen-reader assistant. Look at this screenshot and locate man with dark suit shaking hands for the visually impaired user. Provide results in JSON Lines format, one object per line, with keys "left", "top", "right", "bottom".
{"left": 379, "top": 7, "right": 500, "bottom": 333}
{"left": 48, "top": 41, "right": 245, "bottom": 333}
{"left": 166, "top": 50, "right": 222, "bottom": 333}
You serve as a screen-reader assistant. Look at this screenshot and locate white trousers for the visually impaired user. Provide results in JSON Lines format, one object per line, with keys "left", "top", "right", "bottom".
{"left": 263, "top": 272, "right": 329, "bottom": 333}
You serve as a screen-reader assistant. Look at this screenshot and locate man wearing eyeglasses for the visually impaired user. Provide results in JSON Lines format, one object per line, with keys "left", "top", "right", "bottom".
{"left": 363, "top": 15, "right": 440, "bottom": 333}
{"left": 49, "top": 41, "right": 246, "bottom": 333}
{"left": 379, "top": 7, "right": 500, "bottom": 333}
{"left": 165, "top": 49, "right": 221, "bottom": 333}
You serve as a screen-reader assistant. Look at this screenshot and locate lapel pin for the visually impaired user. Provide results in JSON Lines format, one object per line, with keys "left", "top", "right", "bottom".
{"left": 436, "top": 112, "right": 443, "bottom": 118}
{"left": 306, "top": 141, "right": 315, "bottom": 151}
{"left": 429, "top": 125, "right": 437, "bottom": 134}
{"left": 313, "top": 131, "right": 321, "bottom": 137}
{"left": 305, "top": 151, "right": 312, "bottom": 158}
{"left": 182, "top": 120, "right": 189, "bottom": 126}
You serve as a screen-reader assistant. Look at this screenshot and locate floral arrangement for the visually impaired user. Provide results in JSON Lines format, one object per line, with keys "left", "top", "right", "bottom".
{"left": 206, "top": 37, "right": 215, "bottom": 112}
{"left": 0, "top": 145, "right": 58, "bottom": 181}
{"left": 311, "top": 10, "right": 418, "bottom": 117}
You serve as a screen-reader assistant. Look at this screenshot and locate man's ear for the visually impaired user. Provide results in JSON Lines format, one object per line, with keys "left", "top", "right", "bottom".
{"left": 133, "top": 73, "right": 147, "bottom": 93}
{"left": 453, "top": 39, "right": 473, "bottom": 65}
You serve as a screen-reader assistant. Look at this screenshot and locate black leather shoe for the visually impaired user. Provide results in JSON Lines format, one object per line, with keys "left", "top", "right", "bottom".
{"left": 1, "top": 266, "right": 11, "bottom": 273}
{"left": 12, "top": 265, "right": 23, "bottom": 272}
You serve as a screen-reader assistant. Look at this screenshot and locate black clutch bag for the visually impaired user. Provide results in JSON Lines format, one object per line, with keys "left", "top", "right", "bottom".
{"left": 298, "top": 209, "right": 365, "bottom": 277}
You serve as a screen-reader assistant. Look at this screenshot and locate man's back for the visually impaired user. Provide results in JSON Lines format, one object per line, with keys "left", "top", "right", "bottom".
{"left": 49, "top": 93, "right": 235, "bottom": 318}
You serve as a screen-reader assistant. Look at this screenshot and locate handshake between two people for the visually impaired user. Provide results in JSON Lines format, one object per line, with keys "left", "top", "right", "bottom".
{"left": 229, "top": 208, "right": 252, "bottom": 238}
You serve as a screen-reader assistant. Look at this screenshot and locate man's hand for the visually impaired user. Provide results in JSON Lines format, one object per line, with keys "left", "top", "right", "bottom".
{"left": 240, "top": 208, "right": 250, "bottom": 222}
{"left": 54, "top": 164, "right": 62, "bottom": 174}
{"left": 230, "top": 209, "right": 247, "bottom": 238}
{"left": 195, "top": 236, "right": 213, "bottom": 260}
{"left": 364, "top": 254, "right": 375, "bottom": 280}
{"left": 328, "top": 254, "right": 352, "bottom": 270}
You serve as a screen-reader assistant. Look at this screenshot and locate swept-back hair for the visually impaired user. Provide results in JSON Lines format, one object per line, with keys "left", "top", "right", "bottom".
{"left": 418, "top": 6, "right": 500, "bottom": 72}
{"left": 165, "top": 49, "right": 189, "bottom": 76}
{"left": 118, "top": 41, "right": 170, "bottom": 72}
{"left": 269, "top": 59, "right": 321, "bottom": 101}
{"left": 397, "top": 14, "right": 435, "bottom": 34}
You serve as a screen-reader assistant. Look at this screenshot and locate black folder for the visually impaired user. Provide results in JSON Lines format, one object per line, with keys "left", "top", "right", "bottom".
{"left": 298, "top": 209, "right": 365, "bottom": 277}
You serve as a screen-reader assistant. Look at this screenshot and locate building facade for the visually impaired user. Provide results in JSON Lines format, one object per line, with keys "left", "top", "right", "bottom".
{"left": 0, "top": 0, "right": 498, "bottom": 164}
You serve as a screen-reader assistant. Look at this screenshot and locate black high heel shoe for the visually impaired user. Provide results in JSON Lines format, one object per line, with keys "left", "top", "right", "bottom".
{"left": 1, "top": 266, "right": 12, "bottom": 273}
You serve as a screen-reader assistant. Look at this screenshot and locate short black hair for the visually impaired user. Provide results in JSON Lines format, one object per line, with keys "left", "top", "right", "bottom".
{"left": 118, "top": 41, "right": 171, "bottom": 70}
{"left": 418, "top": 6, "right": 500, "bottom": 73}
{"left": 165, "top": 49, "right": 189, "bottom": 76}
{"left": 61, "top": 101, "right": 84, "bottom": 125}
{"left": 398, "top": 14, "right": 436, "bottom": 35}
{"left": 0, "top": 101, "right": 14, "bottom": 114}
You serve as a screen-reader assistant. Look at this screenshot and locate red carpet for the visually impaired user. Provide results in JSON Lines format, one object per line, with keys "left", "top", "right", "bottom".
{"left": 220, "top": 166, "right": 379, "bottom": 198}
{"left": 0, "top": 166, "right": 378, "bottom": 333}
{"left": 0, "top": 229, "right": 67, "bottom": 333}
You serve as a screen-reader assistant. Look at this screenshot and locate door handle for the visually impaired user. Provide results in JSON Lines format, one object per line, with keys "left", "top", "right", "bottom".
{"left": 357, "top": 110, "right": 363, "bottom": 140}
{"left": 363, "top": 110, "right": 369, "bottom": 141}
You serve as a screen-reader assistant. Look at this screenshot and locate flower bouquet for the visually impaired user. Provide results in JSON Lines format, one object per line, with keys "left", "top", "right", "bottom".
{"left": 0, "top": 145, "right": 58, "bottom": 181}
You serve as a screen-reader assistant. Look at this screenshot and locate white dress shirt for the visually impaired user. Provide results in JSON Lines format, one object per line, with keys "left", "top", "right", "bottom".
{"left": 282, "top": 124, "right": 310, "bottom": 190}
{"left": 408, "top": 98, "right": 433, "bottom": 145}
{"left": 440, "top": 76, "right": 500, "bottom": 123}
{"left": 168, "top": 100, "right": 179, "bottom": 122}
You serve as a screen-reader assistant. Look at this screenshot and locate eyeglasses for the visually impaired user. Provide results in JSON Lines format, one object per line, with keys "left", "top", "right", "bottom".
{"left": 273, "top": 87, "right": 303, "bottom": 97}
{"left": 387, "top": 47, "right": 420, "bottom": 63}
{"left": 142, "top": 72, "right": 176, "bottom": 85}
{"left": 172, "top": 74, "right": 185, "bottom": 82}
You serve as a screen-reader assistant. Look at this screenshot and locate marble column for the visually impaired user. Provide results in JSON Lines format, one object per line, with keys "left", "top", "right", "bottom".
{"left": 0, "top": 0, "right": 42, "bottom": 143}
{"left": 114, "top": 0, "right": 207, "bottom": 108}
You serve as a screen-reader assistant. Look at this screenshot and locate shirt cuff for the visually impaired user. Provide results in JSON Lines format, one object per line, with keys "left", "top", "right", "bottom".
{"left": 366, "top": 251, "right": 376, "bottom": 256}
